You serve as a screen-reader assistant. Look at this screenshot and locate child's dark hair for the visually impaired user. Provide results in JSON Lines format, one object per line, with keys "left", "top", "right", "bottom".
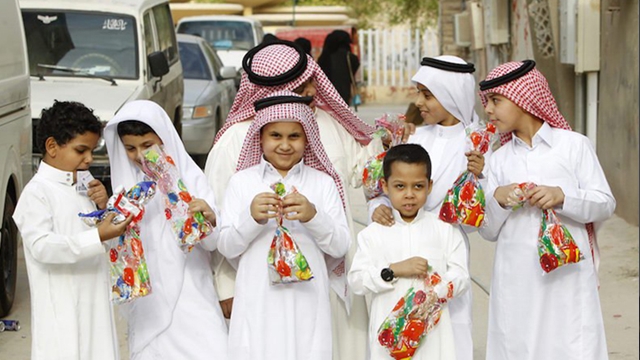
{"left": 116, "top": 120, "right": 156, "bottom": 138}
{"left": 37, "top": 100, "right": 102, "bottom": 153}
{"left": 383, "top": 144, "right": 432, "bottom": 180}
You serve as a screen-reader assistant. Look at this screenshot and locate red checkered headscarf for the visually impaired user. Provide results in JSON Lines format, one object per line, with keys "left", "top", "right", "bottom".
{"left": 214, "top": 41, "right": 375, "bottom": 145}
{"left": 479, "top": 60, "right": 571, "bottom": 145}
{"left": 236, "top": 90, "right": 346, "bottom": 209}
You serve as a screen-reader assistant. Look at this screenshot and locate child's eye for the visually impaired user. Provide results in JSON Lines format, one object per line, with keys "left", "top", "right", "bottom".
{"left": 395, "top": 184, "right": 404, "bottom": 189}
{"left": 415, "top": 184, "right": 424, "bottom": 189}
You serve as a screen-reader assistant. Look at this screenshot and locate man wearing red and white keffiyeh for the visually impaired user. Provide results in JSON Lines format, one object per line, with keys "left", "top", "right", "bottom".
{"left": 218, "top": 91, "right": 351, "bottom": 360}
{"left": 204, "top": 40, "right": 377, "bottom": 360}
{"left": 478, "top": 60, "right": 616, "bottom": 360}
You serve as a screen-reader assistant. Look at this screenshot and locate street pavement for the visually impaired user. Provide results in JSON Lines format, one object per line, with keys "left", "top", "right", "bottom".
{"left": 1, "top": 103, "right": 638, "bottom": 359}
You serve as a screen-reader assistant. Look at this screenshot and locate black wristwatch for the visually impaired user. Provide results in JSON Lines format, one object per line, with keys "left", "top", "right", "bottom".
{"left": 381, "top": 267, "right": 395, "bottom": 282}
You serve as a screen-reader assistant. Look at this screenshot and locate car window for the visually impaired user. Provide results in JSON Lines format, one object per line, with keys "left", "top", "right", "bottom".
{"left": 178, "top": 42, "right": 211, "bottom": 80}
{"left": 152, "top": 4, "right": 178, "bottom": 64}
{"left": 202, "top": 44, "right": 223, "bottom": 77}
{"left": 143, "top": 12, "right": 155, "bottom": 79}
{"left": 176, "top": 20, "right": 255, "bottom": 51}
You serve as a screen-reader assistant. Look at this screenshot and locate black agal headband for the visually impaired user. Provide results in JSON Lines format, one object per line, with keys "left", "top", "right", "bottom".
{"left": 254, "top": 95, "right": 314, "bottom": 112}
{"left": 420, "top": 57, "right": 475, "bottom": 73}
{"left": 479, "top": 60, "right": 536, "bottom": 91}
{"left": 243, "top": 40, "right": 308, "bottom": 86}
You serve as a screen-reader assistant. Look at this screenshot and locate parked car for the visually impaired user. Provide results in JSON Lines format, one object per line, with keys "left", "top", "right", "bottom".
{"left": 20, "top": 0, "right": 184, "bottom": 187}
{"left": 177, "top": 33, "right": 237, "bottom": 166}
{"left": 0, "top": 0, "right": 31, "bottom": 317}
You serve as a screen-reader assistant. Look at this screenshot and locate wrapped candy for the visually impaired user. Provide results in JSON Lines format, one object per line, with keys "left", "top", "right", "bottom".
{"left": 511, "top": 182, "right": 584, "bottom": 274}
{"left": 438, "top": 122, "right": 496, "bottom": 227}
{"left": 78, "top": 181, "right": 156, "bottom": 304}
{"left": 377, "top": 270, "right": 451, "bottom": 359}
{"left": 267, "top": 181, "right": 314, "bottom": 285}
{"left": 141, "top": 144, "right": 213, "bottom": 252}
{"left": 362, "top": 113, "right": 406, "bottom": 201}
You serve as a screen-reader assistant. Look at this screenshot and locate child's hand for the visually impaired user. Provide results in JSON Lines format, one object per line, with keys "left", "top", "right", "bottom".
{"left": 401, "top": 122, "right": 416, "bottom": 143}
{"left": 282, "top": 192, "right": 317, "bottom": 222}
{"left": 87, "top": 180, "right": 109, "bottom": 210}
{"left": 527, "top": 185, "right": 565, "bottom": 210}
{"left": 250, "top": 192, "right": 281, "bottom": 224}
{"left": 465, "top": 150, "right": 485, "bottom": 177}
{"left": 372, "top": 204, "right": 394, "bottom": 226}
{"left": 219, "top": 298, "right": 233, "bottom": 319}
{"left": 189, "top": 198, "right": 216, "bottom": 226}
{"left": 98, "top": 213, "right": 133, "bottom": 242}
{"left": 390, "top": 256, "right": 429, "bottom": 278}
{"left": 493, "top": 183, "right": 521, "bottom": 208}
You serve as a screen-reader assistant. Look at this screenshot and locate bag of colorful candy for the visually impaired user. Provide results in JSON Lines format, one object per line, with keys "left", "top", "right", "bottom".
{"left": 78, "top": 181, "right": 156, "bottom": 304}
{"left": 266, "top": 181, "right": 314, "bottom": 285}
{"left": 377, "top": 270, "right": 453, "bottom": 359}
{"left": 141, "top": 144, "right": 213, "bottom": 252}
{"left": 362, "top": 113, "right": 406, "bottom": 201}
{"left": 438, "top": 122, "right": 496, "bottom": 227}
{"left": 510, "top": 182, "right": 584, "bottom": 274}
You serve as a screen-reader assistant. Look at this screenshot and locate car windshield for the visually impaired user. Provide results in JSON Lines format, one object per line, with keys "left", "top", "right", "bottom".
{"left": 177, "top": 20, "right": 255, "bottom": 51}
{"left": 178, "top": 42, "right": 211, "bottom": 80}
{"left": 22, "top": 10, "right": 138, "bottom": 79}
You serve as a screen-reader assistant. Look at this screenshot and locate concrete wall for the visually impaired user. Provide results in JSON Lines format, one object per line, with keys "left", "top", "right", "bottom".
{"left": 598, "top": 0, "right": 639, "bottom": 226}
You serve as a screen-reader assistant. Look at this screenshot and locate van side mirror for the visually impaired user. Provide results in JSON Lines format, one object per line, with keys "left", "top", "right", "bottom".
{"left": 148, "top": 51, "right": 169, "bottom": 78}
{"left": 219, "top": 66, "right": 237, "bottom": 80}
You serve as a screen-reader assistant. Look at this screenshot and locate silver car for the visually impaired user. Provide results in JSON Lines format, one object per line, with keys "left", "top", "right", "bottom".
{"left": 177, "top": 33, "right": 237, "bottom": 163}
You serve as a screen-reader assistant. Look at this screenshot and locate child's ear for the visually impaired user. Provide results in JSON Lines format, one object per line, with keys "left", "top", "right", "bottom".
{"left": 381, "top": 178, "right": 389, "bottom": 195}
{"left": 44, "top": 137, "right": 58, "bottom": 158}
{"left": 426, "top": 179, "right": 434, "bottom": 196}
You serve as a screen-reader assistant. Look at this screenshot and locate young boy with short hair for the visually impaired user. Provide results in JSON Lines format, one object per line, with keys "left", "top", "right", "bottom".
{"left": 349, "top": 143, "right": 470, "bottom": 360}
{"left": 13, "top": 100, "right": 132, "bottom": 360}
{"left": 478, "top": 60, "right": 616, "bottom": 360}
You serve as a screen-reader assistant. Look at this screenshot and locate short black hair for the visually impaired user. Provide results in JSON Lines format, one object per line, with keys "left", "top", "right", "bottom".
{"left": 116, "top": 120, "right": 156, "bottom": 138}
{"left": 382, "top": 144, "right": 432, "bottom": 181}
{"left": 37, "top": 100, "right": 102, "bottom": 153}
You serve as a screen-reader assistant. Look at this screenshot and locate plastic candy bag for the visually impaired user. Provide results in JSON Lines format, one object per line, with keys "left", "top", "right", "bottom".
{"left": 267, "top": 181, "right": 314, "bottom": 285}
{"left": 511, "top": 182, "right": 584, "bottom": 274}
{"left": 141, "top": 144, "right": 213, "bottom": 252}
{"left": 362, "top": 113, "right": 406, "bottom": 201}
{"left": 377, "top": 270, "right": 451, "bottom": 360}
{"left": 438, "top": 122, "right": 496, "bottom": 227}
{"left": 78, "top": 181, "right": 156, "bottom": 304}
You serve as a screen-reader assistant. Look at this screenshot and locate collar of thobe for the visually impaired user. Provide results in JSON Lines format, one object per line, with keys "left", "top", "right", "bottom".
{"left": 391, "top": 207, "right": 427, "bottom": 225}
{"left": 432, "top": 121, "right": 465, "bottom": 139}
{"left": 38, "top": 160, "right": 75, "bottom": 186}
{"left": 511, "top": 121, "right": 554, "bottom": 151}
{"left": 259, "top": 156, "right": 305, "bottom": 180}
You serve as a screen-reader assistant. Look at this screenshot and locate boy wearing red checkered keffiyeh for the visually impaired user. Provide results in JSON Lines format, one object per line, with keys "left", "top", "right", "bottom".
{"left": 478, "top": 60, "right": 616, "bottom": 360}
{"left": 218, "top": 91, "right": 350, "bottom": 360}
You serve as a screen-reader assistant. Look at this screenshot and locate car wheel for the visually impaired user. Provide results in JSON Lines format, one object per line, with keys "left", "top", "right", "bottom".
{"left": 0, "top": 193, "right": 18, "bottom": 317}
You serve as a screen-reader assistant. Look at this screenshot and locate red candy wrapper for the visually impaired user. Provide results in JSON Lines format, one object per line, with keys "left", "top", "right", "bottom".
{"left": 141, "top": 144, "right": 213, "bottom": 252}
{"left": 438, "top": 122, "right": 496, "bottom": 227}
{"left": 511, "top": 182, "right": 584, "bottom": 274}
{"left": 267, "top": 181, "right": 314, "bottom": 284}
{"left": 377, "top": 270, "right": 453, "bottom": 359}
{"left": 362, "top": 113, "right": 406, "bottom": 201}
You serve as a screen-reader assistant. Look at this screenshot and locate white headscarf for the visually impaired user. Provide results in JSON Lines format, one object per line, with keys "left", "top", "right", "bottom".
{"left": 411, "top": 55, "right": 479, "bottom": 126}
{"left": 104, "top": 100, "right": 218, "bottom": 353}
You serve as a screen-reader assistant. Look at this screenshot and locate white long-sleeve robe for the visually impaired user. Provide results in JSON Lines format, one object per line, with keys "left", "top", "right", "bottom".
{"left": 479, "top": 123, "right": 615, "bottom": 360}
{"left": 219, "top": 159, "right": 351, "bottom": 360}
{"left": 348, "top": 209, "right": 470, "bottom": 360}
{"left": 13, "top": 161, "right": 118, "bottom": 360}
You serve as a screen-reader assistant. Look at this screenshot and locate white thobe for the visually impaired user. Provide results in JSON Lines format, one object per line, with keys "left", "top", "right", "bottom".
{"left": 367, "top": 122, "right": 484, "bottom": 360}
{"left": 479, "top": 123, "right": 615, "bottom": 360}
{"left": 348, "top": 209, "right": 470, "bottom": 360}
{"left": 205, "top": 108, "right": 381, "bottom": 360}
{"left": 13, "top": 161, "right": 118, "bottom": 360}
{"left": 218, "top": 159, "right": 351, "bottom": 360}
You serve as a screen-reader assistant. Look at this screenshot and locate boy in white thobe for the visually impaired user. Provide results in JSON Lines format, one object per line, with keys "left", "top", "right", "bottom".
{"left": 478, "top": 60, "right": 616, "bottom": 360}
{"left": 13, "top": 101, "right": 131, "bottom": 360}
{"left": 219, "top": 92, "right": 351, "bottom": 360}
{"left": 350, "top": 144, "right": 470, "bottom": 360}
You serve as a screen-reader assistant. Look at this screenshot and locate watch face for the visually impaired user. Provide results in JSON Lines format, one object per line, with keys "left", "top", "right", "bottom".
{"left": 381, "top": 268, "right": 394, "bottom": 282}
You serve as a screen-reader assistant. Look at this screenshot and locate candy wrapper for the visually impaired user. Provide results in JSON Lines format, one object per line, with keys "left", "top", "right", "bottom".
{"left": 511, "top": 182, "right": 584, "bottom": 274}
{"left": 78, "top": 181, "right": 156, "bottom": 304}
{"left": 141, "top": 144, "right": 213, "bottom": 252}
{"left": 267, "top": 181, "right": 314, "bottom": 285}
{"left": 438, "top": 122, "right": 496, "bottom": 227}
{"left": 377, "top": 270, "right": 451, "bottom": 359}
{"left": 362, "top": 113, "right": 406, "bottom": 201}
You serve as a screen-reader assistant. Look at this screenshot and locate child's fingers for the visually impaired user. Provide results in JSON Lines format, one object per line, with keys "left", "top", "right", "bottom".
{"left": 88, "top": 179, "right": 102, "bottom": 188}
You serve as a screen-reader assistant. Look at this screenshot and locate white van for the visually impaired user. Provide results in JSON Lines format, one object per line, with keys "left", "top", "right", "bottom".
{"left": 176, "top": 15, "right": 264, "bottom": 73}
{"left": 0, "top": 0, "right": 31, "bottom": 317}
{"left": 20, "top": 0, "right": 184, "bottom": 184}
